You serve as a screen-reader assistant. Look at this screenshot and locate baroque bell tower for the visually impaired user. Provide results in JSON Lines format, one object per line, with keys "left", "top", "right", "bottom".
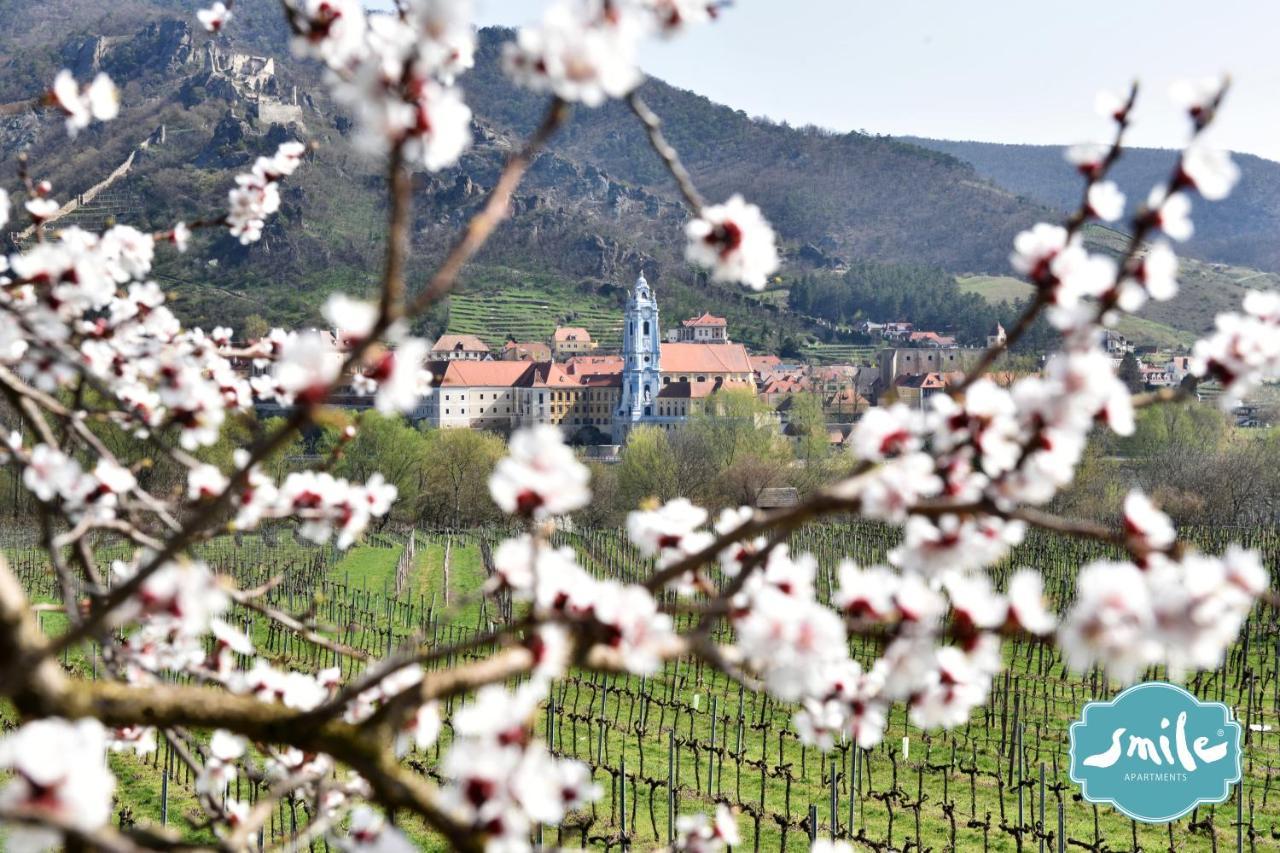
{"left": 613, "top": 271, "right": 662, "bottom": 443}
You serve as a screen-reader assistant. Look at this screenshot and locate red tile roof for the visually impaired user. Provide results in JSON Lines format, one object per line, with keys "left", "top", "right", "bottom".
{"left": 563, "top": 355, "right": 624, "bottom": 388}
{"left": 563, "top": 355, "right": 623, "bottom": 375}
{"left": 553, "top": 326, "right": 593, "bottom": 342}
{"left": 431, "top": 333, "right": 490, "bottom": 352}
{"left": 439, "top": 360, "right": 530, "bottom": 387}
{"left": 894, "top": 371, "right": 962, "bottom": 390}
{"left": 502, "top": 341, "right": 552, "bottom": 361}
{"left": 762, "top": 377, "right": 812, "bottom": 395}
{"left": 750, "top": 355, "right": 782, "bottom": 372}
{"left": 682, "top": 312, "right": 727, "bottom": 328}
{"left": 660, "top": 342, "right": 753, "bottom": 374}
{"left": 907, "top": 331, "right": 958, "bottom": 347}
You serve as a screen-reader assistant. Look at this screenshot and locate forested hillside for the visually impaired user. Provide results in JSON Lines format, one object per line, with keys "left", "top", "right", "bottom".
{"left": 906, "top": 136, "right": 1280, "bottom": 273}
{"left": 2, "top": 2, "right": 1272, "bottom": 351}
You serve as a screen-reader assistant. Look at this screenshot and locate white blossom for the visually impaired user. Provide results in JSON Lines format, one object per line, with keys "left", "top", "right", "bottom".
{"left": 51, "top": 70, "right": 119, "bottom": 136}
{"left": 1147, "top": 186, "right": 1193, "bottom": 241}
{"left": 1122, "top": 489, "right": 1176, "bottom": 551}
{"left": 339, "top": 805, "right": 416, "bottom": 852}
{"left": 1086, "top": 180, "right": 1125, "bottom": 222}
{"left": 503, "top": 0, "right": 646, "bottom": 106}
{"left": 1169, "top": 76, "right": 1225, "bottom": 120}
{"left": 197, "top": 3, "right": 232, "bottom": 33}
{"left": 684, "top": 195, "right": 780, "bottom": 290}
{"left": 1180, "top": 144, "right": 1240, "bottom": 201}
{"left": 673, "top": 803, "right": 740, "bottom": 852}
{"left": 0, "top": 719, "right": 115, "bottom": 849}
{"left": 489, "top": 425, "right": 590, "bottom": 518}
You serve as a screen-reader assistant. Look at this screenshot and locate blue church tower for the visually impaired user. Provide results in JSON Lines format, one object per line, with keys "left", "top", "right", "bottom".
{"left": 613, "top": 271, "right": 662, "bottom": 443}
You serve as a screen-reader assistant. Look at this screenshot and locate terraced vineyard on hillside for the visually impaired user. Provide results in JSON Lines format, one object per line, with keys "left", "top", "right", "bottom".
{"left": 799, "top": 342, "right": 878, "bottom": 365}
{"left": 446, "top": 291, "right": 625, "bottom": 349}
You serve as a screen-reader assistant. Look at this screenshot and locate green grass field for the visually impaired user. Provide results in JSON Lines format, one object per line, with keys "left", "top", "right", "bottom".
{"left": 957, "top": 274, "right": 1035, "bottom": 306}
{"left": 957, "top": 275, "right": 1197, "bottom": 350}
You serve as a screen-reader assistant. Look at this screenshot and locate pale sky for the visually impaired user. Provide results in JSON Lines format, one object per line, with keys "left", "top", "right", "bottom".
{"left": 445, "top": 0, "right": 1280, "bottom": 161}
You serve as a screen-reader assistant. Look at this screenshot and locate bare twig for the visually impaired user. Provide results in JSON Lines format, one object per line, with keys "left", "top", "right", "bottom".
{"left": 629, "top": 91, "right": 706, "bottom": 212}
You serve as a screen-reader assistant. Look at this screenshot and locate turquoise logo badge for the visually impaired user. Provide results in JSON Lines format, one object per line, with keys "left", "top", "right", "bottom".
{"left": 1069, "top": 682, "right": 1241, "bottom": 822}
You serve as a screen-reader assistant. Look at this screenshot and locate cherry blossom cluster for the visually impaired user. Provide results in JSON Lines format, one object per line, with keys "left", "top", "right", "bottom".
{"left": 500, "top": 1, "right": 779, "bottom": 291}
{"left": 621, "top": 495, "right": 1056, "bottom": 748}
{"left": 227, "top": 141, "right": 306, "bottom": 244}
{"left": 847, "top": 344, "right": 1134, "bottom": 537}
{"left": 489, "top": 424, "right": 592, "bottom": 518}
{"left": 1009, "top": 216, "right": 1185, "bottom": 333}
{"left": 1013, "top": 80, "right": 1238, "bottom": 335}
{"left": 50, "top": 69, "right": 119, "bottom": 136}
{"left": 493, "top": 531, "right": 679, "bottom": 675}
{"left": 282, "top": 0, "right": 474, "bottom": 169}
{"left": 13, "top": 442, "right": 135, "bottom": 523}
{"left": 187, "top": 457, "right": 397, "bottom": 549}
{"left": 504, "top": 0, "right": 715, "bottom": 107}
{"left": 0, "top": 221, "right": 255, "bottom": 450}
{"left": 1190, "top": 289, "right": 1280, "bottom": 407}
{"left": 0, "top": 718, "right": 116, "bottom": 851}
{"left": 104, "top": 554, "right": 254, "bottom": 684}
{"left": 796, "top": 561, "right": 1055, "bottom": 747}
{"left": 247, "top": 293, "right": 434, "bottom": 415}
{"left": 436, "top": 683, "right": 599, "bottom": 848}
{"left": 1060, "top": 494, "right": 1267, "bottom": 682}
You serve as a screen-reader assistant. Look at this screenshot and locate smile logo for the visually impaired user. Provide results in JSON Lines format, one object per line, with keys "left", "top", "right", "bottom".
{"left": 1069, "top": 682, "right": 1241, "bottom": 823}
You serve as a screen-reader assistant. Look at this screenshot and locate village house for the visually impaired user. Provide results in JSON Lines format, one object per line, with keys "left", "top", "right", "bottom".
{"left": 501, "top": 340, "right": 553, "bottom": 361}
{"left": 892, "top": 371, "right": 962, "bottom": 408}
{"left": 667, "top": 312, "right": 730, "bottom": 343}
{"left": 552, "top": 326, "right": 598, "bottom": 358}
{"left": 429, "top": 333, "right": 492, "bottom": 361}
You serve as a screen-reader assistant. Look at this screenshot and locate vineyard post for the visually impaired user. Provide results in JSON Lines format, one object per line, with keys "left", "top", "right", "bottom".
{"left": 620, "top": 752, "right": 628, "bottom": 850}
{"left": 1057, "top": 799, "right": 1064, "bottom": 853}
{"left": 1018, "top": 723, "right": 1025, "bottom": 844}
{"left": 1039, "top": 761, "right": 1046, "bottom": 853}
{"left": 667, "top": 728, "right": 676, "bottom": 844}
{"left": 735, "top": 714, "right": 744, "bottom": 801}
{"left": 808, "top": 803, "right": 818, "bottom": 844}
{"left": 829, "top": 755, "right": 838, "bottom": 839}
{"left": 1237, "top": 779, "right": 1243, "bottom": 853}
{"left": 709, "top": 696, "right": 718, "bottom": 796}
{"left": 853, "top": 747, "right": 860, "bottom": 836}
{"left": 160, "top": 745, "right": 169, "bottom": 826}
{"left": 547, "top": 693, "right": 556, "bottom": 754}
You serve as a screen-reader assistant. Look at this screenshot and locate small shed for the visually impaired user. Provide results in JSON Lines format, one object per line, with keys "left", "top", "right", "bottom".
{"left": 756, "top": 487, "right": 800, "bottom": 509}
